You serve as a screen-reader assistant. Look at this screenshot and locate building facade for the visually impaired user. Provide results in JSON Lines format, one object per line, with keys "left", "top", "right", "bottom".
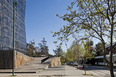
{"left": 0, "top": 0, "right": 26, "bottom": 52}
{"left": 87, "top": 43, "right": 116, "bottom": 66}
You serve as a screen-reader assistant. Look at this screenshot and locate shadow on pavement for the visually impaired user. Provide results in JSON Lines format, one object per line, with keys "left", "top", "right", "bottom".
{"left": 85, "top": 65, "right": 116, "bottom": 72}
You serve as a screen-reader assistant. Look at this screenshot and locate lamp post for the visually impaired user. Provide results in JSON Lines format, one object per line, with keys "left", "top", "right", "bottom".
{"left": 12, "top": 1, "right": 17, "bottom": 76}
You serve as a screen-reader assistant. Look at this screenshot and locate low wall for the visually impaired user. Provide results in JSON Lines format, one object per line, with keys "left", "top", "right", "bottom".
{"left": 0, "top": 50, "right": 37, "bottom": 69}
{"left": 15, "top": 51, "right": 36, "bottom": 68}
{"left": 0, "top": 51, "right": 61, "bottom": 69}
{"left": 0, "top": 50, "right": 13, "bottom": 69}
{"left": 49, "top": 57, "right": 61, "bottom": 67}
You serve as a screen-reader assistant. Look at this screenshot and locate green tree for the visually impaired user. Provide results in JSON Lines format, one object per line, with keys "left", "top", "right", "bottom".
{"left": 95, "top": 42, "right": 104, "bottom": 56}
{"left": 60, "top": 51, "right": 66, "bottom": 64}
{"left": 83, "top": 40, "right": 94, "bottom": 60}
{"left": 53, "top": 47, "right": 63, "bottom": 57}
{"left": 38, "top": 38, "right": 49, "bottom": 56}
{"left": 66, "top": 41, "right": 81, "bottom": 63}
{"left": 66, "top": 49, "right": 73, "bottom": 62}
{"left": 53, "top": 0, "right": 116, "bottom": 76}
{"left": 80, "top": 40, "right": 94, "bottom": 75}
{"left": 53, "top": 47, "right": 65, "bottom": 64}
{"left": 66, "top": 48, "right": 74, "bottom": 62}
{"left": 26, "top": 40, "right": 36, "bottom": 56}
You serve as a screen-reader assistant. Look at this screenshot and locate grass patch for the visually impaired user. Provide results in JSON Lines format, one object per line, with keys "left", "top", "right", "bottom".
{"left": 83, "top": 74, "right": 93, "bottom": 76}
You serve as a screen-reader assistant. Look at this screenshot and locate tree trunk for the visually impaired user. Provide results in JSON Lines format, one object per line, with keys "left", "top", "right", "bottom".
{"left": 84, "top": 64, "right": 86, "bottom": 75}
{"left": 109, "top": 63, "right": 115, "bottom": 77}
{"left": 110, "top": 14, "right": 115, "bottom": 77}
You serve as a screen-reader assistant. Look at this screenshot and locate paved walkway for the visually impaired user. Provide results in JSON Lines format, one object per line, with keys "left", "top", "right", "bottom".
{"left": 65, "top": 65, "right": 83, "bottom": 76}
{"left": 2, "top": 64, "right": 116, "bottom": 77}
{"left": 86, "top": 65, "right": 116, "bottom": 77}
{"left": 0, "top": 57, "right": 53, "bottom": 73}
{"left": 37, "top": 65, "right": 92, "bottom": 77}
{"left": 0, "top": 65, "right": 93, "bottom": 77}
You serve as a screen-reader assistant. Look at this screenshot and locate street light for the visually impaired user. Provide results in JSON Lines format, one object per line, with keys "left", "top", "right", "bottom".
{"left": 12, "top": 1, "right": 17, "bottom": 76}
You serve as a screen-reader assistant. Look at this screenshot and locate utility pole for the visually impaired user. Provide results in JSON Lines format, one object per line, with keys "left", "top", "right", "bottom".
{"left": 12, "top": 1, "right": 17, "bottom": 76}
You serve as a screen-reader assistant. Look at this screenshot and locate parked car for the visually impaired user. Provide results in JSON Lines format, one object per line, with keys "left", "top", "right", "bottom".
{"left": 67, "top": 62, "right": 73, "bottom": 66}
{"left": 69, "top": 62, "right": 74, "bottom": 66}
{"left": 78, "top": 64, "right": 84, "bottom": 69}
{"left": 66, "top": 62, "right": 69, "bottom": 65}
{"left": 73, "top": 62, "right": 78, "bottom": 66}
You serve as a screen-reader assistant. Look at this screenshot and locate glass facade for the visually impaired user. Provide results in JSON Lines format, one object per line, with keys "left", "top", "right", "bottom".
{"left": 0, "top": 0, "right": 26, "bottom": 52}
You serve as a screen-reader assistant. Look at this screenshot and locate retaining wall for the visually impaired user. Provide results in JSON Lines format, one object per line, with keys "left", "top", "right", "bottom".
{"left": 49, "top": 57, "right": 61, "bottom": 67}
{"left": 0, "top": 50, "right": 36, "bottom": 69}
{"left": 15, "top": 51, "right": 36, "bottom": 68}
{"left": 0, "top": 50, "right": 13, "bottom": 69}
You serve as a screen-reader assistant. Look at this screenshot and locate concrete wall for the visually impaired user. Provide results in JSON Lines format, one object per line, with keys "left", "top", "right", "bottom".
{"left": 15, "top": 51, "right": 36, "bottom": 68}
{"left": 0, "top": 50, "right": 37, "bottom": 69}
{"left": 0, "top": 50, "right": 61, "bottom": 69}
{"left": 0, "top": 50, "right": 13, "bottom": 69}
{"left": 49, "top": 57, "right": 61, "bottom": 67}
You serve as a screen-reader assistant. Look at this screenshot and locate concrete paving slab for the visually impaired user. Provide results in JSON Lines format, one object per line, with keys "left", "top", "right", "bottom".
{"left": 0, "top": 57, "right": 52, "bottom": 73}
{"left": 0, "top": 65, "right": 93, "bottom": 77}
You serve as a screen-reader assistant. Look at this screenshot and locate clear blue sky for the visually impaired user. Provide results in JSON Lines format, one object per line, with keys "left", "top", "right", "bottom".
{"left": 25, "top": 0, "right": 74, "bottom": 55}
